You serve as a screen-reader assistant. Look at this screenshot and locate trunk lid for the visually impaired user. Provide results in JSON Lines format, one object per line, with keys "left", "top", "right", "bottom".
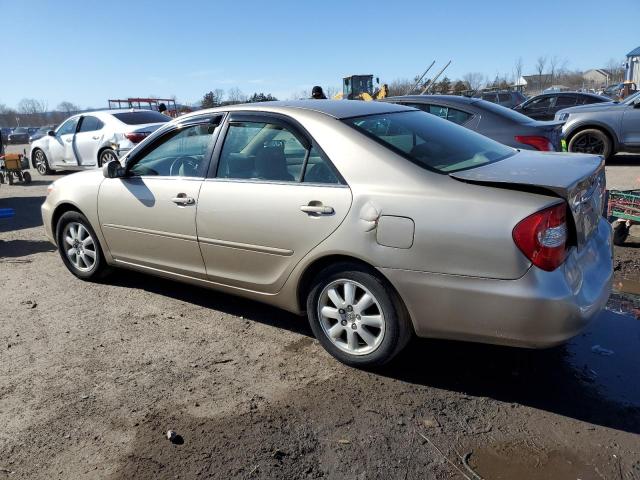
{"left": 450, "top": 151, "right": 606, "bottom": 249}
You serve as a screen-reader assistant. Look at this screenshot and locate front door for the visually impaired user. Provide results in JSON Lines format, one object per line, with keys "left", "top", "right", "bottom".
{"left": 48, "top": 116, "right": 79, "bottom": 167}
{"left": 621, "top": 100, "right": 640, "bottom": 147}
{"left": 196, "top": 114, "right": 352, "bottom": 293}
{"left": 74, "top": 115, "right": 105, "bottom": 166}
{"left": 98, "top": 120, "right": 219, "bottom": 277}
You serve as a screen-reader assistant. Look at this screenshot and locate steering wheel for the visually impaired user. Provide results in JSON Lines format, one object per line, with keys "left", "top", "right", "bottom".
{"left": 169, "top": 156, "right": 199, "bottom": 177}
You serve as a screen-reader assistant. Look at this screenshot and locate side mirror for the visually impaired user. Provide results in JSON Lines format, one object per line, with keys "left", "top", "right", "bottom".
{"left": 47, "top": 130, "right": 55, "bottom": 136}
{"left": 103, "top": 160, "right": 125, "bottom": 178}
{"left": 634, "top": 101, "right": 640, "bottom": 108}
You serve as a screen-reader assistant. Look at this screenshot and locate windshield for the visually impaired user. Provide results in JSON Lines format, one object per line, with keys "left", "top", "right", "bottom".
{"left": 476, "top": 99, "right": 535, "bottom": 123}
{"left": 344, "top": 111, "right": 515, "bottom": 173}
{"left": 112, "top": 111, "right": 170, "bottom": 125}
{"left": 13, "top": 127, "right": 27, "bottom": 133}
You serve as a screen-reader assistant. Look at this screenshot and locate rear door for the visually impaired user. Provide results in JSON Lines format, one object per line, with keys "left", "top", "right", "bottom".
{"left": 74, "top": 115, "right": 105, "bottom": 166}
{"left": 196, "top": 112, "right": 352, "bottom": 293}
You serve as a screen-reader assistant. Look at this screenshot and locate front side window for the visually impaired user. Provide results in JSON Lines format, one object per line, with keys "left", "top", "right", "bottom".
{"left": 217, "top": 120, "right": 340, "bottom": 184}
{"left": 56, "top": 118, "right": 79, "bottom": 136}
{"left": 344, "top": 111, "right": 514, "bottom": 174}
{"left": 128, "top": 124, "right": 215, "bottom": 177}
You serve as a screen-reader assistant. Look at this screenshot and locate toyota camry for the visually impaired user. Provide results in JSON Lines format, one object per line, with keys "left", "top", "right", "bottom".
{"left": 41, "top": 100, "right": 612, "bottom": 366}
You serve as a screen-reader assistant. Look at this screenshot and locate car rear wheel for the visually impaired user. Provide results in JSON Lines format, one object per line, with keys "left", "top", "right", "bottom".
{"left": 568, "top": 129, "right": 612, "bottom": 159}
{"left": 99, "top": 149, "right": 118, "bottom": 167}
{"left": 33, "top": 149, "right": 54, "bottom": 175}
{"left": 306, "top": 263, "right": 412, "bottom": 367}
{"left": 56, "top": 211, "right": 110, "bottom": 280}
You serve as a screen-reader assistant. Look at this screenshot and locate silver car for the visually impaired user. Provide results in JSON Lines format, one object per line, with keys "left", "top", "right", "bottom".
{"left": 384, "top": 95, "right": 564, "bottom": 151}
{"left": 30, "top": 109, "right": 170, "bottom": 174}
{"left": 41, "top": 100, "right": 612, "bottom": 366}
{"left": 556, "top": 91, "right": 640, "bottom": 159}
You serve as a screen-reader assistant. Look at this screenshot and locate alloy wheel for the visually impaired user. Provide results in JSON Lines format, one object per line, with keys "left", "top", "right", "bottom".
{"left": 100, "top": 150, "right": 118, "bottom": 166}
{"left": 62, "top": 222, "right": 97, "bottom": 272}
{"left": 572, "top": 133, "right": 605, "bottom": 154}
{"left": 317, "top": 279, "right": 385, "bottom": 355}
{"left": 34, "top": 150, "right": 47, "bottom": 175}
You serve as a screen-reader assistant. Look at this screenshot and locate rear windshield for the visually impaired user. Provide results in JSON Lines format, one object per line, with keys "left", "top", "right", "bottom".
{"left": 344, "top": 111, "right": 514, "bottom": 173}
{"left": 112, "top": 111, "right": 170, "bottom": 125}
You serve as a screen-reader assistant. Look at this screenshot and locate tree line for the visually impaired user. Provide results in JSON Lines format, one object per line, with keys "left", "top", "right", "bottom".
{"left": 0, "top": 99, "right": 81, "bottom": 128}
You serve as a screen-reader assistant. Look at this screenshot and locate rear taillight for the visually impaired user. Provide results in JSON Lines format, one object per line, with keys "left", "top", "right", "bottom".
{"left": 514, "top": 135, "right": 554, "bottom": 151}
{"left": 513, "top": 203, "right": 568, "bottom": 271}
{"left": 124, "top": 132, "right": 149, "bottom": 143}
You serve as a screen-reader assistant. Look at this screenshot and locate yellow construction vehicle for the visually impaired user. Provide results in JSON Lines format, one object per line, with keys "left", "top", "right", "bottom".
{"left": 333, "top": 75, "right": 388, "bottom": 101}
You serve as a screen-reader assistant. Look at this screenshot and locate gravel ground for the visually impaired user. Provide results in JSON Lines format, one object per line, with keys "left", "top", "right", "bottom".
{"left": 1, "top": 148, "right": 639, "bottom": 479}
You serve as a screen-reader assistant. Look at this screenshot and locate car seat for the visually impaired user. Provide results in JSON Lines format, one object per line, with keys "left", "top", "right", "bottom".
{"left": 254, "top": 143, "right": 293, "bottom": 181}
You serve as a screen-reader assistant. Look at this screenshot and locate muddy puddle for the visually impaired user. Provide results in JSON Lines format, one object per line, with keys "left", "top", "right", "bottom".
{"left": 469, "top": 444, "right": 605, "bottom": 480}
{"left": 563, "top": 284, "right": 640, "bottom": 407}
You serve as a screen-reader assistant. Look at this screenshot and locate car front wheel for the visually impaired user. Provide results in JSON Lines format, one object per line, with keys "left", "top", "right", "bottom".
{"left": 306, "top": 263, "right": 412, "bottom": 367}
{"left": 56, "top": 211, "right": 110, "bottom": 280}
{"left": 33, "top": 149, "right": 54, "bottom": 175}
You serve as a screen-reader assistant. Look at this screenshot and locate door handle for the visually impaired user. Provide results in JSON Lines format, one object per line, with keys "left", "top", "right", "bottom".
{"left": 300, "top": 204, "right": 334, "bottom": 215}
{"left": 92, "top": 135, "right": 100, "bottom": 140}
{"left": 65, "top": 138, "right": 72, "bottom": 143}
{"left": 172, "top": 195, "right": 195, "bottom": 206}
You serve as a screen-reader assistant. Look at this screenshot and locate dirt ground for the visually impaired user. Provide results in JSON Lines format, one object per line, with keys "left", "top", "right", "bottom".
{"left": 1, "top": 147, "right": 640, "bottom": 479}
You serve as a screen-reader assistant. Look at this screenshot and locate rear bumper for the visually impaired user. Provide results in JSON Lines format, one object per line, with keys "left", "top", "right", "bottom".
{"left": 382, "top": 218, "right": 613, "bottom": 348}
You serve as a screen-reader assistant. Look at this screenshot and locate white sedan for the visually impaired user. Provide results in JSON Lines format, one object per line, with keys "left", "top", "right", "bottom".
{"left": 30, "top": 109, "right": 170, "bottom": 175}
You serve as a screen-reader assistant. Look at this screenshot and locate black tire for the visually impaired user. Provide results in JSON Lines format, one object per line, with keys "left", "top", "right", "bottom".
{"left": 613, "top": 222, "right": 629, "bottom": 246}
{"left": 568, "top": 128, "right": 613, "bottom": 159}
{"left": 306, "top": 262, "right": 412, "bottom": 367}
{"left": 33, "top": 149, "right": 54, "bottom": 175}
{"left": 99, "top": 149, "right": 118, "bottom": 167}
{"left": 22, "top": 171, "right": 32, "bottom": 184}
{"left": 7, "top": 173, "right": 13, "bottom": 185}
{"left": 0, "top": 173, "right": 4, "bottom": 184}
{"left": 55, "top": 211, "right": 111, "bottom": 280}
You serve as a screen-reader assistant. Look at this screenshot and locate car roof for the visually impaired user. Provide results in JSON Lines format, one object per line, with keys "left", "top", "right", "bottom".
{"left": 181, "top": 100, "right": 414, "bottom": 121}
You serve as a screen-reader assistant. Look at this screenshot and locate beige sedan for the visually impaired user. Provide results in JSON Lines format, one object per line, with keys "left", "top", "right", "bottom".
{"left": 41, "top": 100, "right": 612, "bottom": 366}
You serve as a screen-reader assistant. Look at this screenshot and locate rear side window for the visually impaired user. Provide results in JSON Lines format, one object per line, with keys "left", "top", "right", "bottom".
{"left": 481, "top": 93, "right": 497, "bottom": 102}
{"left": 344, "top": 111, "right": 514, "bottom": 174}
{"left": 497, "top": 93, "right": 511, "bottom": 103}
{"left": 217, "top": 121, "right": 341, "bottom": 184}
{"left": 112, "top": 111, "right": 171, "bottom": 125}
{"left": 581, "top": 96, "right": 604, "bottom": 105}
{"left": 555, "top": 95, "right": 576, "bottom": 107}
{"left": 403, "top": 103, "right": 472, "bottom": 125}
{"left": 78, "top": 116, "right": 104, "bottom": 132}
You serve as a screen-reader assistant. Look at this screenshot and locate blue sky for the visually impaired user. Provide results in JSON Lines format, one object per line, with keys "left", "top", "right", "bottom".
{"left": 2, "top": 0, "right": 639, "bottom": 109}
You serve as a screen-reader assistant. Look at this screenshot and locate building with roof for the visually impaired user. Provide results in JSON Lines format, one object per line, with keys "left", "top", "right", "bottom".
{"left": 626, "top": 46, "right": 640, "bottom": 84}
{"left": 582, "top": 69, "right": 611, "bottom": 87}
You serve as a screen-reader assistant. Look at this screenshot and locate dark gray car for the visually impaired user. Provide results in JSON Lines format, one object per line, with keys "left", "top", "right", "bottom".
{"left": 555, "top": 91, "right": 640, "bottom": 159}
{"left": 384, "top": 95, "right": 563, "bottom": 151}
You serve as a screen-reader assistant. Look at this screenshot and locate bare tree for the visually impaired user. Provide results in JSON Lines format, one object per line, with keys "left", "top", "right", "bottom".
{"left": 18, "top": 98, "right": 48, "bottom": 115}
{"left": 213, "top": 89, "right": 225, "bottom": 105}
{"left": 513, "top": 57, "right": 523, "bottom": 86}
{"left": 325, "top": 86, "right": 340, "bottom": 99}
{"left": 462, "top": 72, "right": 485, "bottom": 92}
{"left": 535, "top": 56, "right": 548, "bottom": 92}
{"left": 226, "top": 87, "right": 246, "bottom": 104}
{"left": 57, "top": 101, "right": 79, "bottom": 116}
{"left": 605, "top": 58, "right": 625, "bottom": 84}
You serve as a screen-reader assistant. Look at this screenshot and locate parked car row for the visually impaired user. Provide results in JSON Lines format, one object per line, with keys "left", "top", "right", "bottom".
{"left": 42, "top": 100, "right": 611, "bottom": 367}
